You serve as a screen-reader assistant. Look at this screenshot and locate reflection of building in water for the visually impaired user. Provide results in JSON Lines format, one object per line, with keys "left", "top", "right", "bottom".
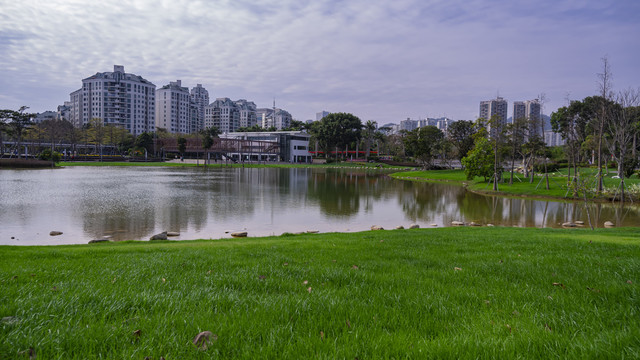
{"left": 221, "top": 131, "right": 312, "bottom": 163}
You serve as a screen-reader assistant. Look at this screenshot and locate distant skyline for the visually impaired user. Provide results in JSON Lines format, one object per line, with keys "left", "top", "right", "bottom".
{"left": 1, "top": 0, "right": 639, "bottom": 123}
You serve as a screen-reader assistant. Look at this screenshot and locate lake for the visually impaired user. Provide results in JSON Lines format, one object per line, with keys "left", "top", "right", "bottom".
{"left": 1, "top": 166, "right": 638, "bottom": 245}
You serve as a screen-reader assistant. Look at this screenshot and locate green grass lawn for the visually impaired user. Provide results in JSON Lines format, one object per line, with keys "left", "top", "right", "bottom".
{"left": 2, "top": 227, "right": 639, "bottom": 359}
{"left": 392, "top": 168, "right": 640, "bottom": 201}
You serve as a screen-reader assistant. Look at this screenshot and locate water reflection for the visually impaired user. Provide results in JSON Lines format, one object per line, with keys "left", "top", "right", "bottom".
{"left": 1, "top": 167, "right": 639, "bottom": 245}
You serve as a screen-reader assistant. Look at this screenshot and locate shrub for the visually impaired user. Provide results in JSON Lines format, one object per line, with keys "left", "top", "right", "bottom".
{"left": 38, "top": 149, "right": 62, "bottom": 162}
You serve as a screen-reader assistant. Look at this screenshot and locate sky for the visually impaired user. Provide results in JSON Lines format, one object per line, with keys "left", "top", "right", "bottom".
{"left": 1, "top": 0, "right": 639, "bottom": 124}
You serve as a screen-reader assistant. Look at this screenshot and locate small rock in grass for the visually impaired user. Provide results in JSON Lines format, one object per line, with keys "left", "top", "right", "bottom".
{"left": 575, "top": 221, "right": 584, "bottom": 225}
{"left": 562, "top": 222, "right": 576, "bottom": 227}
{"left": 409, "top": 224, "right": 420, "bottom": 229}
{"left": 166, "top": 231, "right": 180, "bottom": 237}
{"left": 487, "top": 224, "right": 494, "bottom": 227}
{"left": 604, "top": 221, "right": 615, "bottom": 228}
{"left": 192, "top": 331, "right": 217, "bottom": 350}
{"left": 306, "top": 230, "right": 319, "bottom": 233}
{"left": 1, "top": 316, "right": 19, "bottom": 324}
{"left": 430, "top": 224, "right": 438, "bottom": 227}
{"left": 451, "top": 221, "right": 464, "bottom": 226}
{"left": 231, "top": 231, "right": 247, "bottom": 238}
{"left": 395, "top": 226, "right": 404, "bottom": 230}
{"left": 371, "top": 225, "right": 384, "bottom": 231}
{"left": 88, "top": 239, "right": 110, "bottom": 244}
{"left": 469, "top": 222, "right": 481, "bottom": 227}
{"left": 150, "top": 232, "right": 168, "bottom": 240}
{"left": 49, "top": 231, "right": 63, "bottom": 236}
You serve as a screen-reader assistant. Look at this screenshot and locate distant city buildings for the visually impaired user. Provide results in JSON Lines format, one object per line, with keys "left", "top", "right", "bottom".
{"left": 65, "top": 65, "right": 294, "bottom": 135}
{"left": 68, "top": 65, "right": 156, "bottom": 135}
{"left": 397, "top": 117, "right": 454, "bottom": 134}
{"left": 258, "top": 106, "right": 292, "bottom": 129}
{"left": 513, "top": 99, "right": 542, "bottom": 137}
{"left": 316, "top": 111, "right": 330, "bottom": 121}
{"left": 32, "top": 111, "right": 57, "bottom": 124}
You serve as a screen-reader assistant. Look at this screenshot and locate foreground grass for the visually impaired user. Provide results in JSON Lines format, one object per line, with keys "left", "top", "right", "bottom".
{"left": 392, "top": 169, "right": 640, "bottom": 201}
{"left": 1, "top": 227, "right": 639, "bottom": 359}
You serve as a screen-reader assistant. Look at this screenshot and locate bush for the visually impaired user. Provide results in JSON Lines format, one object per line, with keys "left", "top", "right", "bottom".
{"left": 533, "top": 162, "right": 561, "bottom": 173}
{"left": 38, "top": 149, "right": 62, "bottom": 162}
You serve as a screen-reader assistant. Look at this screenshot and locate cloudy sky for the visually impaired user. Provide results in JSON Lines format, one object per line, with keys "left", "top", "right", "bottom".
{"left": 1, "top": 0, "right": 638, "bottom": 124}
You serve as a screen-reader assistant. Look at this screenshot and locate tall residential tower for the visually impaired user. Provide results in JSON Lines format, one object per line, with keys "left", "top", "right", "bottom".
{"left": 69, "top": 65, "right": 156, "bottom": 135}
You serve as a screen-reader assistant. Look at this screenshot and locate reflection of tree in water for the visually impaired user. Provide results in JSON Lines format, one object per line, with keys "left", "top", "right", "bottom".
{"left": 307, "top": 169, "right": 391, "bottom": 218}
{"left": 396, "top": 181, "right": 460, "bottom": 222}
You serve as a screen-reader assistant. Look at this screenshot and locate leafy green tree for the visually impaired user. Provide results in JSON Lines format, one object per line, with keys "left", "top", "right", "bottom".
{"left": 201, "top": 126, "right": 220, "bottom": 165}
{"left": 134, "top": 132, "right": 154, "bottom": 155}
{"left": 403, "top": 125, "right": 444, "bottom": 169}
{"left": 447, "top": 120, "right": 476, "bottom": 161}
{"left": 177, "top": 137, "right": 187, "bottom": 158}
{"left": 362, "top": 120, "right": 377, "bottom": 160}
{"left": 87, "top": 118, "right": 106, "bottom": 161}
{"left": 310, "top": 112, "right": 362, "bottom": 160}
{"left": 461, "top": 136, "right": 494, "bottom": 181}
{"left": 2, "top": 106, "right": 35, "bottom": 158}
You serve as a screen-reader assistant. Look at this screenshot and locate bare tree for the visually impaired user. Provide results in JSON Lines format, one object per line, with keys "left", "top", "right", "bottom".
{"left": 607, "top": 88, "right": 639, "bottom": 202}
{"left": 595, "top": 56, "right": 614, "bottom": 193}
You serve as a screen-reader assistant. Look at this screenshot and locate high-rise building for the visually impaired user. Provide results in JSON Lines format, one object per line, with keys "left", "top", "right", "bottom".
{"left": 513, "top": 99, "right": 542, "bottom": 137}
{"left": 235, "top": 99, "right": 258, "bottom": 128}
{"left": 258, "top": 107, "right": 292, "bottom": 129}
{"left": 524, "top": 99, "right": 542, "bottom": 137}
{"left": 479, "top": 97, "right": 508, "bottom": 138}
{"left": 204, "top": 98, "right": 240, "bottom": 133}
{"left": 190, "top": 84, "right": 209, "bottom": 132}
{"left": 316, "top": 111, "right": 330, "bottom": 121}
{"left": 57, "top": 101, "right": 72, "bottom": 121}
{"left": 68, "top": 65, "right": 156, "bottom": 135}
{"left": 513, "top": 101, "right": 526, "bottom": 123}
{"left": 156, "top": 80, "right": 193, "bottom": 134}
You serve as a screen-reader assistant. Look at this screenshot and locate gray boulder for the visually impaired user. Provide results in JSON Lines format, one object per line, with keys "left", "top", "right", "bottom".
{"left": 150, "top": 232, "right": 168, "bottom": 240}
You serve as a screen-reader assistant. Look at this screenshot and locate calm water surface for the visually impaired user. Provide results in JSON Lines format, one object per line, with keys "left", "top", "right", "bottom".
{"left": 1, "top": 167, "right": 639, "bottom": 245}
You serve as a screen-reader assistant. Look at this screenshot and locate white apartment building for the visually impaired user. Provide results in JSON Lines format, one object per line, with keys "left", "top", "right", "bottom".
{"left": 257, "top": 107, "right": 292, "bottom": 130}
{"left": 479, "top": 97, "right": 508, "bottom": 138}
{"left": 190, "top": 84, "right": 209, "bottom": 133}
{"left": 205, "top": 97, "right": 240, "bottom": 133}
{"left": 156, "top": 80, "right": 193, "bottom": 134}
{"left": 235, "top": 99, "right": 258, "bottom": 128}
{"left": 68, "top": 65, "right": 155, "bottom": 135}
{"left": 513, "top": 99, "right": 542, "bottom": 137}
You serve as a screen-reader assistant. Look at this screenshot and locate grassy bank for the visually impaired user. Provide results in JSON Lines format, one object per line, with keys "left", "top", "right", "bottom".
{"left": 391, "top": 169, "right": 640, "bottom": 201}
{"left": 1, "top": 227, "right": 639, "bottom": 359}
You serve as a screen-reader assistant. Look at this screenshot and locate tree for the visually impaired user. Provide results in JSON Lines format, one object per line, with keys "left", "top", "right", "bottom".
{"left": 362, "top": 120, "right": 377, "bottom": 160}
{"left": 606, "top": 89, "right": 639, "bottom": 201}
{"left": 310, "top": 112, "right": 362, "bottom": 160}
{"left": 3, "top": 106, "right": 35, "bottom": 158}
{"left": 87, "top": 118, "right": 106, "bottom": 161}
{"left": 403, "top": 125, "right": 444, "bottom": 169}
{"left": 595, "top": 56, "right": 614, "bottom": 193}
{"left": 461, "top": 136, "right": 494, "bottom": 181}
{"left": 551, "top": 98, "right": 591, "bottom": 186}
{"left": 201, "top": 126, "right": 220, "bottom": 166}
{"left": 506, "top": 116, "right": 528, "bottom": 184}
{"left": 447, "top": 120, "right": 476, "bottom": 162}
{"left": 177, "top": 137, "right": 187, "bottom": 158}
{"left": 134, "top": 132, "right": 154, "bottom": 156}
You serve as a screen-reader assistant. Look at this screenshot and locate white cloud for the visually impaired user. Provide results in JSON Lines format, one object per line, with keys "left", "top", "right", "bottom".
{"left": 0, "top": 0, "right": 638, "bottom": 122}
